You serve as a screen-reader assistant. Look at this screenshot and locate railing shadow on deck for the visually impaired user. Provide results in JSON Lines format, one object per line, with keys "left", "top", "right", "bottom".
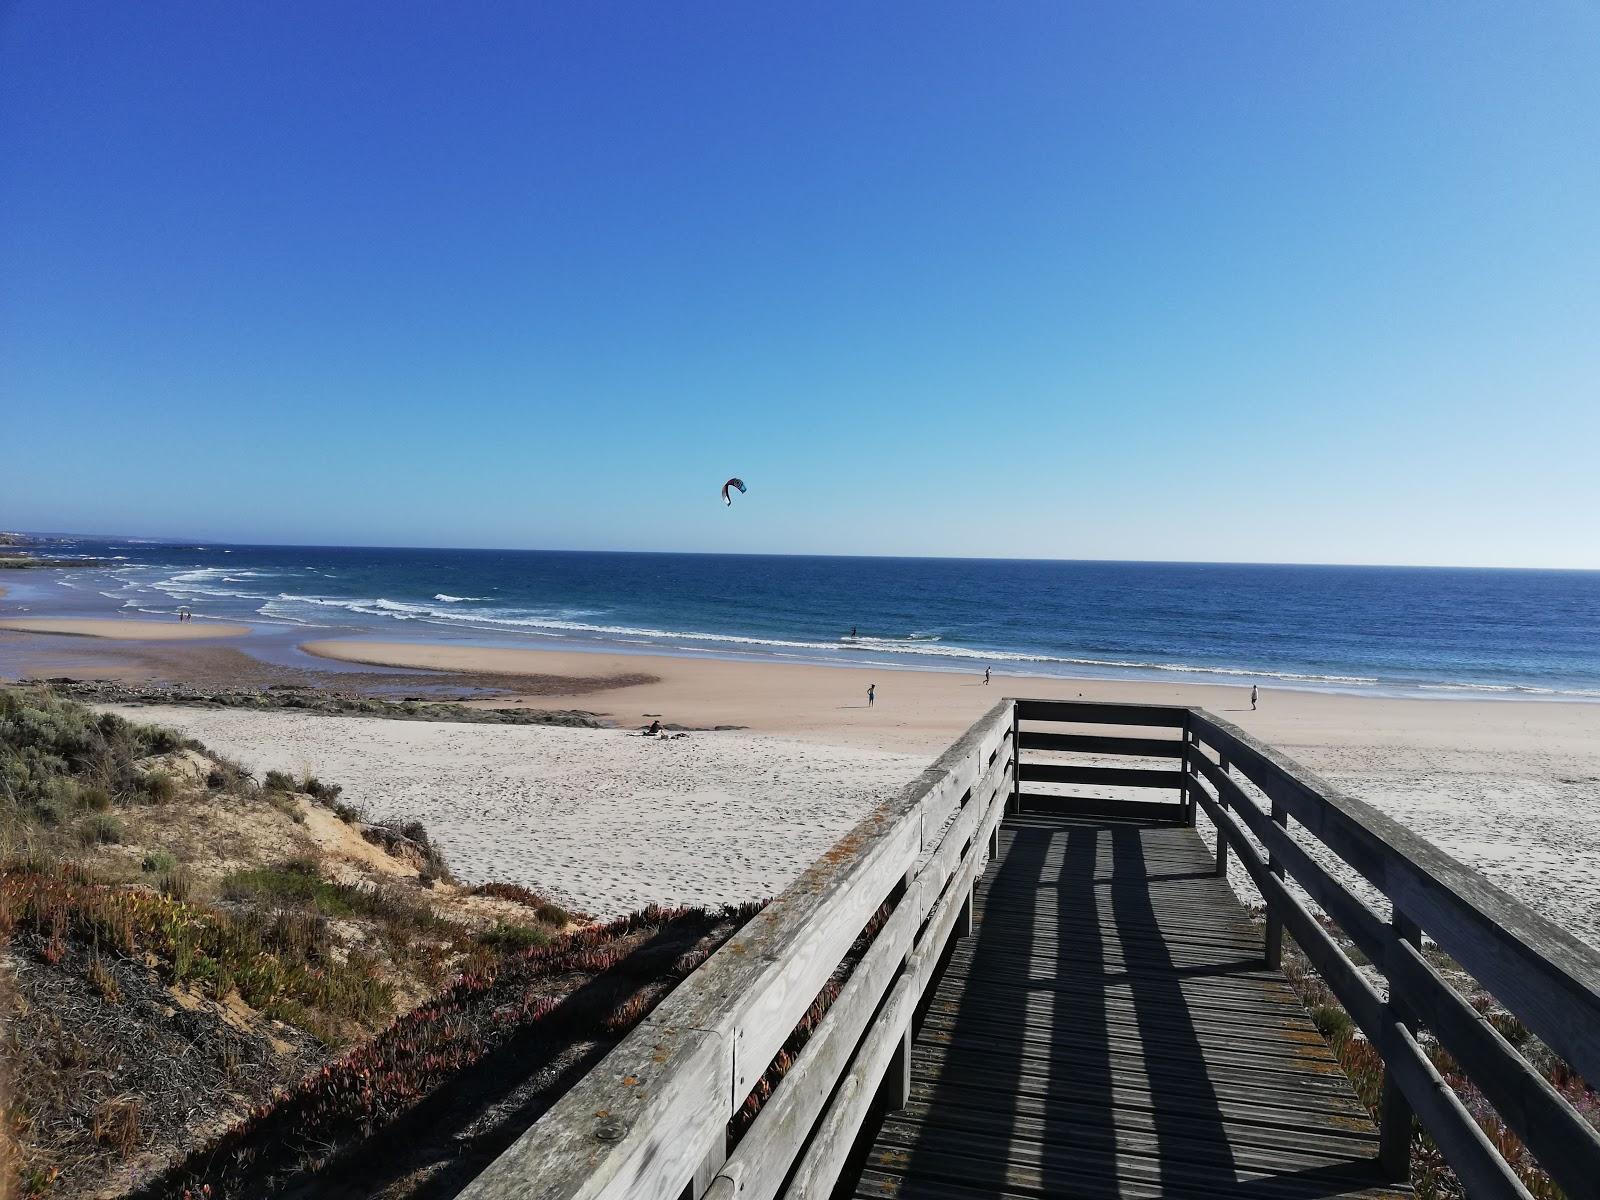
{"left": 455, "top": 698, "right": 1600, "bottom": 1200}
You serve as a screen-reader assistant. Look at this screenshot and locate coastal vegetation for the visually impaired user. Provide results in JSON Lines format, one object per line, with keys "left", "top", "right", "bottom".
{"left": 0, "top": 686, "right": 758, "bottom": 1197}
{"left": 1270, "top": 910, "right": 1597, "bottom": 1199}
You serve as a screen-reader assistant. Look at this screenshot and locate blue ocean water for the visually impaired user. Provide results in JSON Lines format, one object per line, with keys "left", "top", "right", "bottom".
{"left": 16, "top": 539, "right": 1600, "bottom": 699}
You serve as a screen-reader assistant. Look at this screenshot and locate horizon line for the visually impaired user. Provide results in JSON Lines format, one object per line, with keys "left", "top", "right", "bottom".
{"left": 12, "top": 529, "right": 1600, "bottom": 574}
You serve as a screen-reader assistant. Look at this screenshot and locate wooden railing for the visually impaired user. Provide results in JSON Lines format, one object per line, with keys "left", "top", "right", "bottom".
{"left": 1017, "top": 697, "right": 1600, "bottom": 1200}
{"left": 1184, "top": 707, "right": 1600, "bottom": 1200}
{"left": 461, "top": 698, "right": 1600, "bottom": 1200}
{"left": 458, "top": 699, "right": 1015, "bottom": 1200}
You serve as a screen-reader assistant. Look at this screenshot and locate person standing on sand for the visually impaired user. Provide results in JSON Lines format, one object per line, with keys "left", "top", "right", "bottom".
{"left": 984, "top": 667, "right": 991, "bottom": 686}
{"left": 867, "top": 683, "right": 876, "bottom": 708}
{"left": 1251, "top": 685, "right": 1259, "bottom": 711}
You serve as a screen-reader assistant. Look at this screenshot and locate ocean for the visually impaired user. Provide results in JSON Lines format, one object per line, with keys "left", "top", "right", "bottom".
{"left": 12, "top": 539, "right": 1600, "bottom": 699}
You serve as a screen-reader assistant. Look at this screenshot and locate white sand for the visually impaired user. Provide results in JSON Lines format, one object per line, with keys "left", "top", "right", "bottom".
{"left": 105, "top": 693, "right": 1600, "bottom": 945}
{"left": 105, "top": 707, "right": 926, "bottom": 919}
{"left": 1262, "top": 739, "right": 1600, "bottom": 947}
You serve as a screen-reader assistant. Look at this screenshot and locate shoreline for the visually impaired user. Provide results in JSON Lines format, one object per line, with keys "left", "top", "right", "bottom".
{"left": 5, "top": 556, "right": 1596, "bottom": 704}
{"left": 301, "top": 637, "right": 1600, "bottom": 758}
{"left": 300, "top": 632, "right": 1600, "bottom": 705}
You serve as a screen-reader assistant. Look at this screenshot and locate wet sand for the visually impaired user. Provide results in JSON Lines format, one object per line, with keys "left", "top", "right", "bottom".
{"left": 0, "top": 617, "right": 250, "bottom": 640}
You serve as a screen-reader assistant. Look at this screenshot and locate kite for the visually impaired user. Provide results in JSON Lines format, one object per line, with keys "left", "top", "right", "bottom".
{"left": 721, "top": 477, "right": 747, "bottom": 506}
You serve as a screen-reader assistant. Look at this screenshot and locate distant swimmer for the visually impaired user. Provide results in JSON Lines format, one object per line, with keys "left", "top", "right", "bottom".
{"left": 867, "top": 682, "right": 876, "bottom": 708}
{"left": 983, "top": 667, "right": 991, "bottom": 686}
{"left": 851, "top": 626, "right": 858, "bottom": 638}
{"left": 1251, "top": 685, "right": 1259, "bottom": 711}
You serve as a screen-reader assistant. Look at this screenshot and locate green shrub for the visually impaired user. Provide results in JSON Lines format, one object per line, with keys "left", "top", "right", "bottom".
{"left": 141, "top": 770, "right": 179, "bottom": 803}
{"left": 225, "top": 859, "right": 378, "bottom": 919}
{"left": 77, "top": 784, "right": 112, "bottom": 812}
{"left": 207, "top": 757, "right": 254, "bottom": 793}
{"left": 142, "top": 848, "right": 178, "bottom": 874}
{"left": 77, "top": 813, "right": 125, "bottom": 846}
{"left": 476, "top": 922, "right": 552, "bottom": 952}
{"left": 262, "top": 769, "right": 296, "bottom": 793}
{"left": 300, "top": 775, "right": 342, "bottom": 803}
{"left": 142, "top": 724, "right": 191, "bottom": 754}
{"left": 0, "top": 686, "right": 203, "bottom": 828}
{"left": 468, "top": 881, "right": 580, "bottom": 926}
{"left": 1310, "top": 1003, "right": 1353, "bottom": 1043}
{"left": 32, "top": 792, "right": 70, "bottom": 827}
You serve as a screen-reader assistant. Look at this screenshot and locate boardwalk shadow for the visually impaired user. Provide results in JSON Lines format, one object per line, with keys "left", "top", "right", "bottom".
{"left": 1108, "top": 822, "right": 1240, "bottom": 1194}
{"left": 859, "top": 817, "right": 1052, "bottom": 1195}
{"left": 838, "top": 814, "right": 1393, "bottom": 1199}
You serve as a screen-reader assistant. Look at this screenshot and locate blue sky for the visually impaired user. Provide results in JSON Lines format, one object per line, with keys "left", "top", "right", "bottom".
{"left": 3, "top": 3, "right": 1597, "bottom": 567}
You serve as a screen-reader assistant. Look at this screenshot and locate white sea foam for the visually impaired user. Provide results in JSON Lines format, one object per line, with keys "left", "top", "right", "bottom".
{"left": 256, "top": 590, "right": 1395, "bottom": 685}
{"left": 86, "top": 568, "right": 1600, "bottom": 701}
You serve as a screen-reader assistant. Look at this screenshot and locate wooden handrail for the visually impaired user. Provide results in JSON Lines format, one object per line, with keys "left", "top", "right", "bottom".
{"left": 458, "top": 700, "right": 1015, "bottom": 1200}
{"left": 1182, "top": 709, "right": 1600, "bottom": 1199}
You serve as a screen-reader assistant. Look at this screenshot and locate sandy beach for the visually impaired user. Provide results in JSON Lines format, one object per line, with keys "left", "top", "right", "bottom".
{"left": 302, "top": 637, "right": 1600, "bottom": 757}
{"left": 103, "top": 706, "right": 928, "bottom": 919}
{"left": 0, "top": 617, "right": 250, "bottom": 640}
{"left": 80, "top": 637, "right": 1593, "bottom": 943}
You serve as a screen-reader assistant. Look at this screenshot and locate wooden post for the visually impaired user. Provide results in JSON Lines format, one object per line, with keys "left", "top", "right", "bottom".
{"left": 678, "top": 1127, "right": 728, "bottom": 1200}
{"left": 1264, "top": 796, "right": 1287, "bottom": 968}
{"left": 886, "top": 1023, "right": 912, "bottom": 1109}
{"left": 1214, "top": 754, "right": 1230, "bottom": 878}
{"left": 988, "top": 821, "right": 1000, "bottom": 860}
{"left": 955, "top": 882, "right": 974, "bottom": 938}
{"left": 1181, "top": 721, "right": 1198, "bottom": 827}
{"left": 1009, "top": 704, "right": 1021, "bottom": 815}
{"left": 1379, "top": 910, "right": 1423, "bottom": 1180}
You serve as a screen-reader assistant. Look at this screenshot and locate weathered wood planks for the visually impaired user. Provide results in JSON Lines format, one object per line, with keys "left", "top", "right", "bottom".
{"left": 846, "top": 814, "right": 1405, "bottom": 1200}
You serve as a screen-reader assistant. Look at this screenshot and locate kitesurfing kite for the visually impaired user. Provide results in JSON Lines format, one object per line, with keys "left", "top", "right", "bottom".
{"left": 721, "top": 477, "right": 747, "bottom": 506}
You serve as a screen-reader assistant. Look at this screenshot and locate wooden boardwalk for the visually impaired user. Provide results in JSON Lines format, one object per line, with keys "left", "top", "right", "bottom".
{"left": 847, "top": 812, "right": 1407, "bottom": 1200}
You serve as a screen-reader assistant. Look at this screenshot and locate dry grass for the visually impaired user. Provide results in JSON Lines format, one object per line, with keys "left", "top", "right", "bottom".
{"left": 1, "top": 685, "right": 616, "bottom": 1197}
{"left": 139, "top": 902, "right": 761, "bottom": 1200}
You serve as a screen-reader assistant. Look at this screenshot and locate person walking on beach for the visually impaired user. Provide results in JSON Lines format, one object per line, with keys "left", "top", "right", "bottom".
{"left": 1251, "top": 685, "right": 1259, "bottom": 711}
{"left": 983, "top": 667, "right": 991, "bottom": 686}
{"left": 867, "top": 683, "right": 876, "bottom": 708}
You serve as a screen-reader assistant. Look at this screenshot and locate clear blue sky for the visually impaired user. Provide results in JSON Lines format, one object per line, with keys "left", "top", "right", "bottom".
{"left": 3, "top": 3, "right": 1597, "bottom": 567}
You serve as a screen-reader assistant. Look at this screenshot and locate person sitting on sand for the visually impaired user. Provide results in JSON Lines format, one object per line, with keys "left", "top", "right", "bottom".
{"left": 645, "top": 719, "right": 662, "bottom": 736}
